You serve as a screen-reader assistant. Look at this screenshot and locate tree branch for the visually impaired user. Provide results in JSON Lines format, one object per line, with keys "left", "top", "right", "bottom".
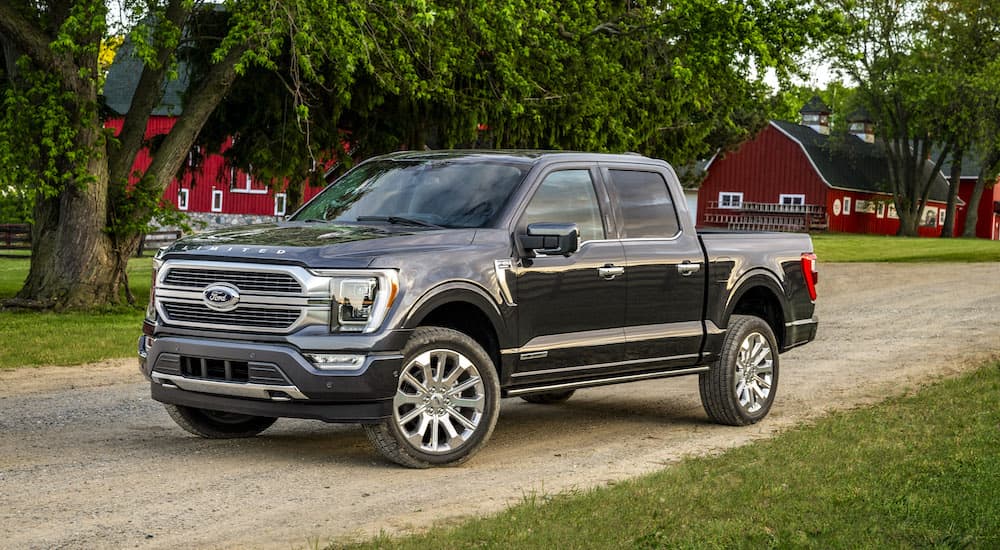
{"left": 108, "top": 0, "right": 188, "bottom": 186}
{"left": 0, "top": 2, "right": 85, "bottom": 93}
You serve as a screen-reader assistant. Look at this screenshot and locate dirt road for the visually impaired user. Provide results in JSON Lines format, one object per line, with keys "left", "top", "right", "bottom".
{"left": 1, "top": 263, "right": 998, "bottom": 549}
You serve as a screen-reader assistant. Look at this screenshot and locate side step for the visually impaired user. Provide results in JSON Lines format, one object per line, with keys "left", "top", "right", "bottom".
{"left": 504, "top": 365, "right": 709, "bottom": 397}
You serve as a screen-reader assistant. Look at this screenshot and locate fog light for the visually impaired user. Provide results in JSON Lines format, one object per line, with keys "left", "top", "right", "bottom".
{"left": 306, "top": 353, "right": 366, "bottom": 371}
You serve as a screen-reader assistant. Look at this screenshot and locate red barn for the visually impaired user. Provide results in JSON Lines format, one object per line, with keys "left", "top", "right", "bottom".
{"left": 697, "top": 98, "right": 959, "bottom": 237}
{"left": 103, "top": 45, "right": 324, "bottom": 226}
{"left": 944, "top": 157, "right": 1000, "bottom": 240}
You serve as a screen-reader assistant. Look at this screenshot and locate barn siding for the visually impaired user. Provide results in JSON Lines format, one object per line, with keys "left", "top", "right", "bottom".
{"left": 697, "top": 125, "right": 829, "bottom": 227}
{"left": 105, "top": 116, "right": 325, "bottom": 218}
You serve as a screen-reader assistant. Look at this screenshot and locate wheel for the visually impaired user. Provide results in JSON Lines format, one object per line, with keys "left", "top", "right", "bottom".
{"left": 520, "top": 389, "right": 575, "bottom": 404}
{"left": 699, "top": 314, "right": 779, "bottom": 426}
{"left": 364, "top": 327, "right": 500, "bottom": 468}
{"left": 164, "top": 404, "right": 277, "bottom": 438}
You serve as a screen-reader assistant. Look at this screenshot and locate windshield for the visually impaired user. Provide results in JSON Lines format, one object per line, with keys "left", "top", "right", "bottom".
{"left": 291, "top": 158, "right": 530, "bottom": 228}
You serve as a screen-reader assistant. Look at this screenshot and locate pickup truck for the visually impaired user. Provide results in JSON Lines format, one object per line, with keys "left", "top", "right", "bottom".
{"left": 138, "top": 150, "right": 818, "bottom": 468}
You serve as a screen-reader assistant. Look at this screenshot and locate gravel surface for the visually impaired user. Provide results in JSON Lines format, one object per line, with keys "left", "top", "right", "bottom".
{"left": 1, "top": 262, "right": 998, "bottom": 549}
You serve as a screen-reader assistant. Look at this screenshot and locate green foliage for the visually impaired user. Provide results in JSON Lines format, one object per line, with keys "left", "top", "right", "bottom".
{"left": 0, "top": 60, "right": 93, "bottom": 210}
{"left": 341, "top": 362, "right": 1000, "bottom": 549}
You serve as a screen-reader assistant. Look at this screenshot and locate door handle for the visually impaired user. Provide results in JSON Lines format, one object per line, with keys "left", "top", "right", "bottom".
{"left": 677, "top": 262, "right": 701, "bottom": 277}
{"left": 598, "top": 265, "right": 625, "bottom": 280}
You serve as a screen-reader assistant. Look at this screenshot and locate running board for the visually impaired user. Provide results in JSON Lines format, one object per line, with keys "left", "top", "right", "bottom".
{"left": 504, "top": 365, "right": 710, "bottom": 397}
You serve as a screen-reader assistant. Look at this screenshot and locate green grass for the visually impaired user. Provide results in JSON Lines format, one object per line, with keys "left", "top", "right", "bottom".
{"left": 0, "top": 257, "right": 151, "bottom": 369}
{"left": 812, "top": 233, "right": 1000, "bottom": 262}
{"left": 342, "top": 362, "right": 1000, "bottom": 549}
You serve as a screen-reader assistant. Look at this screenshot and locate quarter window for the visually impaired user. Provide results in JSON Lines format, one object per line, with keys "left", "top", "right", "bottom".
{"left": 522, "top": 170, "right": 604, "bottom": 243}
{"left": 609, "top": 170, "right": 680, "bottom": 238}
{"left": 719, "top": 192, "right": 743, "bottom": 209}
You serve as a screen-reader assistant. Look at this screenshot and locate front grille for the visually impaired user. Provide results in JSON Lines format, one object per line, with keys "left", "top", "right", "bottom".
{"left": 162, "top": 302, "right": 301, "bottom": 329}
{"left": 163, "top": 268, "right": 302, "bottom": 293}
{"left": 178, "top": 356, "right": 290, "bottom": 385}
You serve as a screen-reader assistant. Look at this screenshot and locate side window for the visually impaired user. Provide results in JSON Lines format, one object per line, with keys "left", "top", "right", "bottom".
{"left": 521, "top": 170, "right": 604, "bottom": 243}
{"left": 609, "top": 170, "right": 680, "bottom": 238}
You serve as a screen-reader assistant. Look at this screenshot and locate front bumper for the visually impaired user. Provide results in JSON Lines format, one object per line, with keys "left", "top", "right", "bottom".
{"left": 138, "top": 330, "right": 409, "bottom": 423}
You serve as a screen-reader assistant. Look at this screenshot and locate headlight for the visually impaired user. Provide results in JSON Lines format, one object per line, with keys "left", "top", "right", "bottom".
{"left": 146, "top": 255, "right": 164, "bottom": 322}
{"left": 314, "top": 270, "right": 399, "bottom": 333}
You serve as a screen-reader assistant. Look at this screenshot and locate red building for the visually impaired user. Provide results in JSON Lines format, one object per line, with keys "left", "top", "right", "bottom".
{"left": 697, "top": 98, "right": 968, "bottom": 238}
{"left": 944, "top": 158, "right": 1000, "bottom": 240}
{"left": 103, "top": 45, "right": 324, "bottom": 226}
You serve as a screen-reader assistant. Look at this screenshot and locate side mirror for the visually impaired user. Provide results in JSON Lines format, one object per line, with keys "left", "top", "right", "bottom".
{"left": 520, "top": 223, "right": 579, "bottom": 256}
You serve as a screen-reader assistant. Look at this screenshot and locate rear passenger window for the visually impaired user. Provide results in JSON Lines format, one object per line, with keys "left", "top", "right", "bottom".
{"left": 609, "top": 170, "right": 680, "bottom": 238}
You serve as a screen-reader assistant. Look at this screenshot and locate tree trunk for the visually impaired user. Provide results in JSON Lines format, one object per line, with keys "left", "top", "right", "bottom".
{"left": 940, "top": 147, "right": 962, "bottom": 238}
{"left": 962, "top": 148, "right": 999, "bottom": 238}
{"left": 16, "top": 127, "right": 119, "bottom": 309}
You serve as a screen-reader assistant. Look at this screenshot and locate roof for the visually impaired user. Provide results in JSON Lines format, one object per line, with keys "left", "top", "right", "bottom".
{"left": 770, "top": 120, "right": 954, "bottom": 202}
{"left": 846, "top": 107, "right": 873, "bottom": 123}
{"left": 799, "top": 95, "right": 830, "bottom": 115}
{"left": 103, "top": 39, "right": 190, "bottom": 116}
{"left": 373, "top": 149, "right": 662, "bottom": 165}
{"left": 937, "top": 149, "right": 985, "bottom": 180}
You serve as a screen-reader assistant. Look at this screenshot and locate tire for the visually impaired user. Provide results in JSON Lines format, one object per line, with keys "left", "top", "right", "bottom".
{"left": 364, "top": 327, "right": 501, "bottom": 468}
{"left": 164, "top": 404, "right": 277, "bottom": 438}
{"left": 699, "top": 314, "right": 779, "bottom": 426}
{"left": 520, "top": 389, "right": 575, "bottom": 404}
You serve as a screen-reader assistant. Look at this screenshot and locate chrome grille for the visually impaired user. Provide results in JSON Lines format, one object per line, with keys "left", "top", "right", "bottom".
{"left": 162, "top": 302, "right": 301, "bottom": 329}
{"left": 163, "top": 268, "right": 302, "bottom": 293}
{"left": 155, "top": 261, "right": 334, "bottom": 334}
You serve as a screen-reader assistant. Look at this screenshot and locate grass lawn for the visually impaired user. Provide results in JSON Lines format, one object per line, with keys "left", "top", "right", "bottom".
{"left": 344, "top": 361, "right": 1000, "bottom": 549}
{"left": 812, "top": 233, "right": 1000, "bottom": 262}
{"left": 0, "top": 256, "right": 151, "bottom": 369}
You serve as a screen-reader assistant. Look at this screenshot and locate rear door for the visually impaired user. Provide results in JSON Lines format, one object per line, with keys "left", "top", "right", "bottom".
{"left": 602, "top": 165, "right": 705, "bottom": 366}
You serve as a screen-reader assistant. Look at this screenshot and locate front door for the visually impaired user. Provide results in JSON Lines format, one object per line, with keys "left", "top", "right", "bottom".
{"left": 512, "top": 168, "right": 626, "bottom": 381}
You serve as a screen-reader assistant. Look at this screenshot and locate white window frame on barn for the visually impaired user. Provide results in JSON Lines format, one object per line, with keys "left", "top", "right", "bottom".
{"left": 779, "top": 194, "right": 805, "bottom": 205}
{"left": 211, "top": 189, "right": 223, "bottom": 212}
{"left": 843, "top": 196, "right": 851, "bottom": 215}
{"left": 230, "top": 165, "right": 269, "bottom": 194}
{"left": 177, "top": 188, "right": 189, "bottom": 211}
{"left": 274, "top": 193, "right": 287, "bottom": 216}
{"left": 719, "top": 192, "right": 743, "bottom": 209}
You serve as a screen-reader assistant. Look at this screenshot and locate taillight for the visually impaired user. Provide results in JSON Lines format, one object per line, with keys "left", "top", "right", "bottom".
{"left": 801, "top": 252, "right": 818, "bottom": 301}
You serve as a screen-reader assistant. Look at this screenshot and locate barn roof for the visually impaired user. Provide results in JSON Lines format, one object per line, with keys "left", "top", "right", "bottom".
{"left": 103, "top": 40, "right": 190, "bottom": 116}
{"left": 770, "top": 120, "right": 954, "bottom": 203}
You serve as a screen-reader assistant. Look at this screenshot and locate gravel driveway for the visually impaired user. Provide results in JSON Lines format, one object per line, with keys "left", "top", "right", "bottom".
{"left": 1, "top": 262, "right": 998, "bottom": 549}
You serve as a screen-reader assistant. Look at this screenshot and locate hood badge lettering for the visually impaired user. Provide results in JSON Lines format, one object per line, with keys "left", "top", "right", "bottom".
{"left": 202, "top": 284, "right": 241, "bottom": 312}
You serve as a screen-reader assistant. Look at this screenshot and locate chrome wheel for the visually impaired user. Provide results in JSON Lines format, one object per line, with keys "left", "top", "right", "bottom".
{"left": 734, "top": 331, "right": 773, "bottom": 414}
{"left": 393, "top": 348, "right": 486, "bottom": 455}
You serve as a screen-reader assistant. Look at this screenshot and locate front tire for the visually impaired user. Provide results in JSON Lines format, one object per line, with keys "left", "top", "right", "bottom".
{"left": 164, "top": 404, "right": 277, "bottom": 438}
{"left": 364, "top": 327, "right": 501, "bottom": 468}
{"left": 699, "top": 315, "right": 779, "bottom": 426}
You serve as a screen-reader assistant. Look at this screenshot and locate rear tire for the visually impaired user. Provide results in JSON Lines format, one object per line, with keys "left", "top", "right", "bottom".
{"left": 520, "top": 389, "right": 575, "bottom": 404}
{"left": 364, "top": 327, "right": 500, "bottom": 468}
{"left": 699, "top": 314, "right": 779, "bottom": 426}
{"left": 164, "top": 404, "right": 277, "bottom": 438}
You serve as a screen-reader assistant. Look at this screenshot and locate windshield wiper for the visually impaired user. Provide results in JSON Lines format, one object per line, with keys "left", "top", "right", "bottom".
{"left": 356, "top": 215, "right": 444, "bottom": 229}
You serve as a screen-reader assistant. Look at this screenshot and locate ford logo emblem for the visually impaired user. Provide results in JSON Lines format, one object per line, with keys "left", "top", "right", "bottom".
{"left": 203, "top": 284, "right": 240, "bottom": 312}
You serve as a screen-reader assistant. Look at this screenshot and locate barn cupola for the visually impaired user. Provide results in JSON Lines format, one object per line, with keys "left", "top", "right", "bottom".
{"left": 846, "top": 107, "right": 875, "bottom": 144}
{"left": 799, "top": 95, "right": 831, "bottom": 135}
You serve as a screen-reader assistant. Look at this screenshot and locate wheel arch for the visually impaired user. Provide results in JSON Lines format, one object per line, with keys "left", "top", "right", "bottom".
{"left": 401, "top": 282, "right": 509, "bottom": 376}
{"left": 723, "top": 269, "right": 787, "bottom": 349}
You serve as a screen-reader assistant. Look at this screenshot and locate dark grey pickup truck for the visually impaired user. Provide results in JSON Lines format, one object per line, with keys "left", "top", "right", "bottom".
{"left": 138, "top": 150, "right": 818, "bottom": 467}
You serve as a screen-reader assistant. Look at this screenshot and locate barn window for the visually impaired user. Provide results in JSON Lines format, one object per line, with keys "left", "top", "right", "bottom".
{"left": 719, "top": 192, "right": 743, "bottom": 209}
{"left": 230, "top": 164, "right": 268, "bottom": 194}
{"left": 274, "top": 193, "right": 287, "bottom": 216}
{"left": 211, "top": 189, "right": 223, "bottom": 212}
{"left": 779, "top": 194, "right": 805, "bottom": 206}
{"left": 178, "top": 188, "right": 189, "bottom": 211}
{"left": 843, "top": 197, "right": 852, "bottom": 215}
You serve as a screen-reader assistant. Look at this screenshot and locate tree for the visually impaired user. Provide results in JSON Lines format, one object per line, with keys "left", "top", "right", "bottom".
{"left": 0, "top": 0, "right": 836, "bottom": 309}
{"left": 0, "top": 0, "right": 459, "bottom": 309}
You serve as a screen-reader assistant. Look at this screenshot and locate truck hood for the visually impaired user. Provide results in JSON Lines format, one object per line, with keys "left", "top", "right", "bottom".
{"left": 160, "top": 222, "right": 480, "bottom": 268}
